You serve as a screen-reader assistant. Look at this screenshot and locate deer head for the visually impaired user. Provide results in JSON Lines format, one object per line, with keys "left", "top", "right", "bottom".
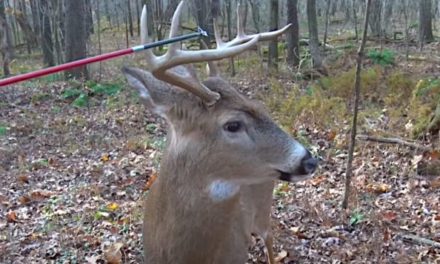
{"left": 123, "top": 2, "right": 317, "bottom": 190}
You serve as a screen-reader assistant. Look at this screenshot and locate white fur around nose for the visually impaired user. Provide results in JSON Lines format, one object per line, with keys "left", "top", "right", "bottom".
{"left": 207, "top": 180, "right": 240, "bottom": 202}
{"left": 291, "top": 141, "right": 307, "bottom": 157}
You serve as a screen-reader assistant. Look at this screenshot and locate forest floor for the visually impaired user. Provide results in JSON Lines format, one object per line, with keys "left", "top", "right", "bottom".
{"left": 1, "top": 34, "right": 440, "bottom": 263}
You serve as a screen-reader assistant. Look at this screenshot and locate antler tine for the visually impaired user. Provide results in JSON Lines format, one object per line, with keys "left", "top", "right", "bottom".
{"left": 213, "top": 18, "right": 225, "bottom": 48}
{"left": 218, "top": 9, "right": 292, "bottom": 49}
{"left": 201, "top": 40, "right": 220, "bottom": 77}
{"left": 258, "top": 24, "right": 292, "bottom": 41}
{"left": 168, "top": 1, "right": 185, "bottom": 52}
{"left": 161, "top": 35, "right": 259, "bottom": 70}
{"left": 140, "top": 5, "right": 154, "bottom": 61}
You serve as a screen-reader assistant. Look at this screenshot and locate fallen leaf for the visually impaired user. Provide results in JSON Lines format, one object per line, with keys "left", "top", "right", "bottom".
{"left": 412, "top": 155, "right": 423, "bottom": 169}
{"left": 101, "top": 153, "right": 110, "bottom": 162}
{"left": 278, "top": 182, "right": 290, "bottom": 193}
{"left": 382, "top": 211, "right": 398, "bottom": 222}
{"left": 144, "top": 172, "right": 158, "bottom": 190}
{"left": 290, "top": 226, "right": 300, "bottom": 233}
{"left": 383, "top": 227, "right": 391, "bottom": 243}
{"left": 0, "top": 195, "right": 9, "bottom": 206}
{"left": 424, "top": 150, "right": 440, "bottom": 160}
{"left": 107, "top": 203, "right": 119, "bottom": 212}
{"left": 17, "top": 175, "right": 29, "bottom": 184}
{"left": 309, "top": 175, "right": 326, "bottom": 186}
{"left": 18, "top": 195, "right": 31, "bottom": 205}
{"left": 274, "top": 250, "right": 288, "bottom": 262}
{"left": 85, "top": 255, "right": 100, "bottom": 264}
{"left": 366, "top": 183, "right": 391, "bottom": 194}
{"left": 0, "top": 220, "right": 7, "bottom": 230}
{"left": 326, "top": 130, "right": 337, "bottom": 141}
{"left": 30, "top": 190, "right": 53, "bottom": 201}
{"left": 47, "top": 157, "right": 60, "bottom": 167}
{"left": 430, "top": 179, "right": 440, "bottom": 189}
{"left": 104, "top": 242, "right": 123, "bottom": 264}
{"left": 6, "top": 211, "right": 17, "bottom": 222}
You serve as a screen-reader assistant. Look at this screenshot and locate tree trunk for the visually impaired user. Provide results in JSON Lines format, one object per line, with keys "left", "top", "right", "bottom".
{"left": 419, "top": 0, "right": 434, "bottom": 44}
{"left": 17, "top": 0, "right": 31, "bottom": 54}
{"left": 383, "top": 0, "right": 394, "bottom": 37}
{"left": 127, "top": 0, "right": 134, "bottom": 37}
{"left": 248, "top": 0, "right": 260, "bottom": 32}
{"left": 136, "top": 0, "right": 140, "bottom": 36}
{"left": 353, "top": 0, "right": 359, "bottom": 41}
{"left": 342, "top": 0, "right": 372, "bottom": 210}
{"left": 85, "top": 0, "right": 94, "bottom": 36}
{"left": 0, "top": 0, "right": 14, "bottom": 76}
{"left": 39, "top": 0, "right": 55, "bottom": 66}
{"left": 368, "top": 0, "right": 381, "bottom": 37}
{"left": 403, "top": 0, "right": 410, "bottom": 60}
{"left": 154, "top": 0, "right": 163, "bottom": 41}
{"left": 287, "top": 0, "right": 300, "bottom": 67}
{"left": 211, "top": 0, "right": 220, "bottom": 48}
{"left": 323, "top": 0, "right": 331, "bottom": 51}
{"left": 65, "top": 0, "right": 88, "bottom": 79}
{"left": 211, "top": 0, "right": 221, "bottom": 19}
{"left": 7, "top": 0, "right": 19, "bottom": 46}
{"left": 193, "top": 0, "right": 210, "bottom": 48}
{"left": 53, "top": 0, "right": 64, "bottom": 64}
{"left": 307, "top": 0, "right": 323, "bottom": 69}
{"left": 241, "top": 0, "right": 248, "bottom": 31}
{"left": 103, "top": 0, "right": 111, "bottom": 26}
{"left": 226, "top": 0, "right": 235, "bottom": 76}
{"left": 114, "top": 0, "right": 120, "bottom": 29}
{"left": 96, "top": 0, "right": 102, "bottom": 78}
{"left": 268, "top": 0, "right": 279, "bottom": 70}
{"left": 144, "top": 0, "right": 154, "bottom": 38}
{"left": 29, "top": 0, "right": 40, "bottom": 46}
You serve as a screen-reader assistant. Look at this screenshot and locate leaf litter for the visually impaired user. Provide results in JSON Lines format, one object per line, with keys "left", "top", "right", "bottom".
{"left": 0, "top": 64, "right": 439, "bottom": 264}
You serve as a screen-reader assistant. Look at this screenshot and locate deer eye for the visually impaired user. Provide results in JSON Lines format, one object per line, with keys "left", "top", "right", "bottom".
{"left": 224, "top": 121, "right": 243, "bottom": 133}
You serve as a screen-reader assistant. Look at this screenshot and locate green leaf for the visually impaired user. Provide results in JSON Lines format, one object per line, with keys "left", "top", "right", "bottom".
{"left": 146, "top": 124, "right": 157, "bottom": 133}
{"left": 367, "top": 49, "right": 395, "bottom": 66}
{"left": 151, "top": 137, "right": 166, "bottom": 151}
{"left": 0, "top": 126, "right": 7, "bottom": 136}
{"left": 62, "top": 88, "right": 83, "bottom": 100}
{"left": 72, "top": 93, "right": 89, "bottom": 108}
{"left": 305, "top": 86, "right": 314, "bottom": 96}
{"left": 349, "top": 211, "right": 365, "bottom": 226}
{"left": 90, "top": 83, "right": 122, "bottom": 96}
{"left": 94, "top": 211, "right": 110, "bottom": 220}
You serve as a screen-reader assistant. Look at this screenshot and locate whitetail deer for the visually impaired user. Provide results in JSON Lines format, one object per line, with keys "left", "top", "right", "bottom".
{"left": 123, "top": 2, "right": 318, "bottom": 263}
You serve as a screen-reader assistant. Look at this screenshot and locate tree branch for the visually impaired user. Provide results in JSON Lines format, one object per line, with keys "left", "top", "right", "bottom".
{"left": 357, "top": 135, "right": 433, "bottom": 152}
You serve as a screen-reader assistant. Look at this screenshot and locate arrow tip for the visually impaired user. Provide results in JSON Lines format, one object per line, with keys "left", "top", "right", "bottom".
{"left": 198, "top": 27, "right": 208, "bottom": 37}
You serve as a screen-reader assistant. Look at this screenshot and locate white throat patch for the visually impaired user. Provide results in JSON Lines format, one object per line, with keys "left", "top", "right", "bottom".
{"left": 207, "top": 180, "right": 240, "bottom": 202}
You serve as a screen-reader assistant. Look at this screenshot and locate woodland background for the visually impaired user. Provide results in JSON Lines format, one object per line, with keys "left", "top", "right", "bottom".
{"left": 0, "top": 0, "right": 440, "bottom": 263}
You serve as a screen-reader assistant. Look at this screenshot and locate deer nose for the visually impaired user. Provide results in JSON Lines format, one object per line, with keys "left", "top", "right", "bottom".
{"left": 301, "top": 151, "right": 318, "bottom": 174}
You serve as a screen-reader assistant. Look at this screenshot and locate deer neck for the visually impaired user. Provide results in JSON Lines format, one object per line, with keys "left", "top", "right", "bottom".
{"left": 159, "top": 149, "right": 242, "bottom": 205}
{"left": 148, "top": 149, "right": 246, "bottom": 262}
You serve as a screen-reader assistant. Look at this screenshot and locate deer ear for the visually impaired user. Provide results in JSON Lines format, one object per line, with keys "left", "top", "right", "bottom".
{"left": 122, "top": 66, "right": 173, "bottom": 117}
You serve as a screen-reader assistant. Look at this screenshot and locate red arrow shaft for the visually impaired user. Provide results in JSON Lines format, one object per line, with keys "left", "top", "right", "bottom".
{"left": 0, "top": 48, "right": 133, "bottom": 87}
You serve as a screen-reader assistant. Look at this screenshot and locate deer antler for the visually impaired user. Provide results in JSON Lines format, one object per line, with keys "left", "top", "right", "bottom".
{"left": 208, "top": 4, "right": 291, "bottom": 77}
{"left": 213, "top": 3, "right": 292, "bottom": 49}
{"left": 140, "top": 1, "right": 259, "bottom": 105}
{"left": 140, "top": 1, "right": 291, "bottom": 106}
